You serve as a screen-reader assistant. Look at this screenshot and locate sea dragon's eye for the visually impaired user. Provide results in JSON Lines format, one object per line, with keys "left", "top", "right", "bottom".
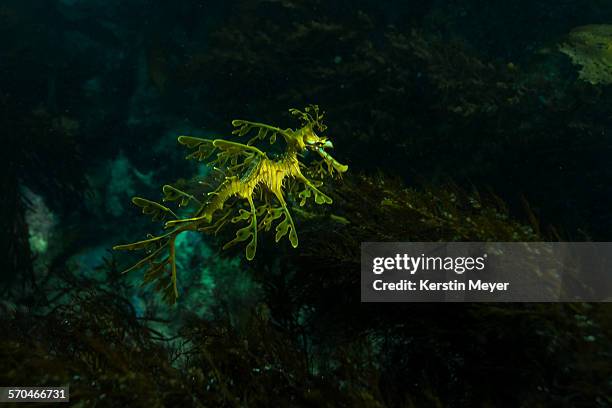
{"left": 304, "top": 132, "right": 319, "bottom": 145}
{"left": 321, "top": 139, "right": 333, "bottom": 149}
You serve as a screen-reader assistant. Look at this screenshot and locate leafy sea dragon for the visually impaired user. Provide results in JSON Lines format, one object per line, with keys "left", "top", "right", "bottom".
{"left": 113, "top": 105, "right": 348, "bottom": 303}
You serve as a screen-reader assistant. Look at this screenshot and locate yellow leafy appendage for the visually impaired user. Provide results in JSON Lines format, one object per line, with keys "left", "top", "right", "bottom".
{"left": 113, "top": 105, "right": 348, "bottom": 303}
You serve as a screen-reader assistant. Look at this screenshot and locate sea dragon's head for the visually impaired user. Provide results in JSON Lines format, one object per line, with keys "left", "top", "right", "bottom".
{"left": 290, "top": 105, "right": 348, "bottom": 175}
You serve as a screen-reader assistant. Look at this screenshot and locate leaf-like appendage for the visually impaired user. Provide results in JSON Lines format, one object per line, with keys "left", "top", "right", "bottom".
{"left": 231, "top": 120, "right": 252, "bottom": 137}
{"left": 178, "top": 136, "right": 216, "bottom": 161}
{"left": 275, "top": 218, "right": 289, "bottom": 242}
{"left": 112, "top": 242, "right": 167, "bottom": 274}
{"left": 257, "top": 127, "right": 268, "bottom": 141}
{"left": 231, "top": 209, "right": 252, "bottom": 223}
{"left": 223, "top": 225, "right": 257, "bottom": 262}
{"left": 231, "top": 120, "right": 284, "bottom": 146}
{"left": 213, "top": 139, "right": 265, "bottom": 157}
{"left": 142, "top": 259, "right": 168, "bottom": 284}
{"left": 154, "top": 273, "right": 178, "bottom": 305}
{"left": 114, "top": 225, "right": 182, "bottom": 304}
{"left": 223, "top": 225, "right": 252, "bottom": 248}
{"left": 162, "top": 185, "right": 198, "bottom": 207}
{"left": 297, "top": 186, "right": 332, "bottom": 206}
{"left": 132, "top": 197, "right": 177, "bottom": 221}
{"left": 298, "top": 189, "right": 311, "bottom": 206}
{"left": 275, "top": 211, "right": 298, "bottom": 248}
{"left": 289, "top": 105, "right": 327, "bottom": 132}
{"left": 177, "top": 135, "right": 208, "bottom": 148}
{"left": 223, "top": 204, "right": 258, "bottom": 260}
{"left": 259, "top": 207, "right": 283, "bottom": 232}
{"left": 198, "top": 209, "right": 232, "bottom": 234}
{"left": 245, "top": 239, "right": 256, "bottom": 260}
{"left": 314, "top": 190, "right": 332, "bottom": 205}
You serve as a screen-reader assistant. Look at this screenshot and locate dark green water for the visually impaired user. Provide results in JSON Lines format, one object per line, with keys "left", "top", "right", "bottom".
{"left": 1, "top": 1, "right": 611, "bottom": 406}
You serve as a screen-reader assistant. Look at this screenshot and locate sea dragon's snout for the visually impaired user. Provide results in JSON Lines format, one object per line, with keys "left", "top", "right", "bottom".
{"left": 317, "top": 145, "right": 348, "bottom": 173}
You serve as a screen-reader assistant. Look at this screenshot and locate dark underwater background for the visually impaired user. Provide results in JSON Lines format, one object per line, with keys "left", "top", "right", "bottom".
{"left": 2, "top": 0, "right": 612, "bottom": 406}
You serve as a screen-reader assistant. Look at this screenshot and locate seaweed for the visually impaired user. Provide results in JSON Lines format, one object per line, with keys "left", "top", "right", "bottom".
{"left": 2, "top": 173, "right": 608, "bottom": 407}
{"left": 0, "top": 262, "right": 384, "bottom": 408}
{"left": 267, "top": 173, "right": 611, "bottom": 407}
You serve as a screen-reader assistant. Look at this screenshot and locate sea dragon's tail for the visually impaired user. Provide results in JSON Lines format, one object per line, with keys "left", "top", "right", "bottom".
{"left": 113, "top": 137, "right": 264, "bottom": 303}
{"left": 113, "top": 174, "right": 255, "bottom": 304}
